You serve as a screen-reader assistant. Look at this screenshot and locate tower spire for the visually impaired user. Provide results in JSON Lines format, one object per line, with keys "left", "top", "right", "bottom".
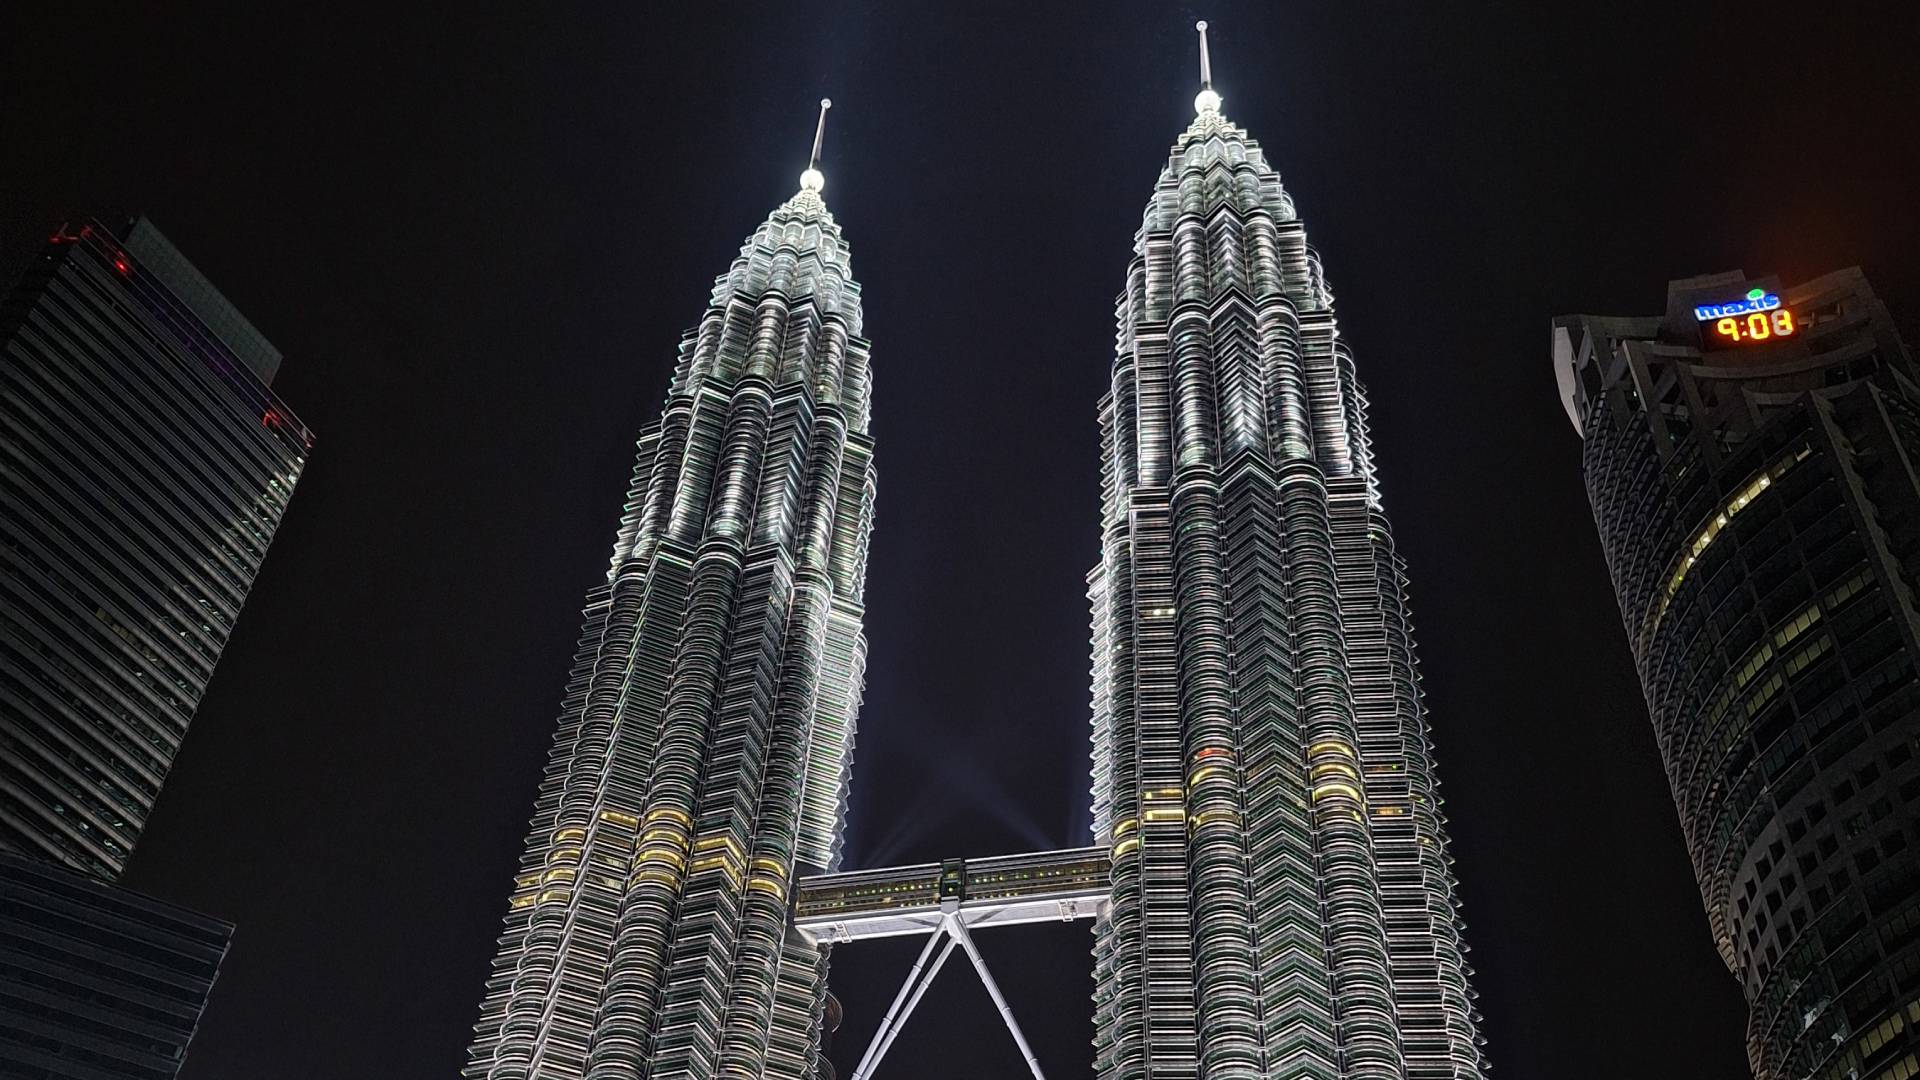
{"left": 800, "top": 98, "right": 831, "bottom": 193}
{"left": 1194, "top": 20, "right": 1222, "bottom": 113}
{"left": 1197, "top": 20, "right": 1213, "bottom": 87}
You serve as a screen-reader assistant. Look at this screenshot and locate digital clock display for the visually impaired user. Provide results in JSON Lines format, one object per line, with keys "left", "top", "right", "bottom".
{"left": 1711, "top": 307, "right": 1796, "bottom": 345}
{"left": 1696, "top": 287, "right": 1797, "bottom": 348}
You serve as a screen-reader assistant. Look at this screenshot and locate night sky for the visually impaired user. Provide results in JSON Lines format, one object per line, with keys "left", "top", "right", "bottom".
{"left": 4, "top": 3, "right": 1917, "bottom": 1077}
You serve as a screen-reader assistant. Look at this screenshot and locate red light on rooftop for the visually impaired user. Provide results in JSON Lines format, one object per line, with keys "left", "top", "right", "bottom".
{"left": 112, "top": 253, "right": 130, "bottom": 275}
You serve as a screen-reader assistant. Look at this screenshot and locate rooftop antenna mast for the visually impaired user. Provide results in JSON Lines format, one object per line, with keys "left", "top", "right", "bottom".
{"left": 801, "top": 98, "right": 832, "bottom": 191}
{"left": 1198, "top": 20, "right": 1213, "bottom": 87}
{"left": 1194, "top": 20, "right": 1222, "bottom": 113}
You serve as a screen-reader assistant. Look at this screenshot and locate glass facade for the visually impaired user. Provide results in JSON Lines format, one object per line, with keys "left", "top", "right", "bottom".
{"left": 1086, "top": 86, "right": 1487, "bottom": 1079}
{"left": 1556, "top": 268, "right": 1920, "bottom": 1080}
{"left": 0, "top": 851, "right": 231, "bottom": 1080}
{"left": 0, "top": 217, "right": 310, "bottom": 879}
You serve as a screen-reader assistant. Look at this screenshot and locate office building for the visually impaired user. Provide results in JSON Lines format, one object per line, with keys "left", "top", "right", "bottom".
{"left": 0, "top": 851, "right": 232, "bottom": 1080}
{"left": 468, "top": 25, "right": 1500, "bottom": 1079}
{"left": 1084, "top": 24, "right": 1488, "bottom": 1079}
{"left": 0, "top": 216, "right": 311, "bottom": 879}
{"left": 1556, "top": 268, "right": 1920, "bottom": 1079}
{"left": 466, "top": 103, "right": 875, "bottom": 1080}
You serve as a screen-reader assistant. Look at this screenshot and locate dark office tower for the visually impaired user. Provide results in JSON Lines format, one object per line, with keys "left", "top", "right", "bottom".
{"left": 0, "top": 217, "right": 311, "bottom": 880}
{"left": 0, "top": 851, "right": 231, "bottom": 1079}
{"left": 1086, "top": 26, "right": 1487, "bottom": 1080}
{"left": 467, "top": 103, "right": 875, "bottom": 1080}
{"left": 1555, "top": 269, "right": 1920, "bottom": 1080}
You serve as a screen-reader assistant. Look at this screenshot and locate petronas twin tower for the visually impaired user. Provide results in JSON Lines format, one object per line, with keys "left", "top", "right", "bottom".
{"left": 469, "top": 25, "right": 1488, "bottom": 1080}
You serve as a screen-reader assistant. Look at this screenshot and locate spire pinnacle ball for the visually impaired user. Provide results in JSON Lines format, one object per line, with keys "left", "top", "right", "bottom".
{"left": 1194, "top": 88, "right": 1222, "bottom": 113}
{"left": 799, "top": 167, "right": 825, "bottom": 192}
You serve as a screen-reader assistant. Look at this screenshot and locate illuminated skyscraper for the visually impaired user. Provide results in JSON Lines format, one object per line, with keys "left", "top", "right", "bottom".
{"left": 0, "top": 216, "right": 310, "bottom": 880}
{"left": 470, "top": 27, "right": 1498, "bottom": 1080}
{"left": 1556, "top": 269, "right": 1920, "bottom": 1080}
{"left": 1085, "top": 24, "right": 1488, "bottom": 1079}
{"left": 466, "top": 102, "right": 876, "bottom": 1080}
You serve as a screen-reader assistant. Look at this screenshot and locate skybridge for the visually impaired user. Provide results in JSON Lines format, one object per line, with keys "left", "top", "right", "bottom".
{"left": 794, "top": 845, "right": 1108, "bottom": 942}
{"left": 792, "top": 847, "right": 1110, "bottom": 1080}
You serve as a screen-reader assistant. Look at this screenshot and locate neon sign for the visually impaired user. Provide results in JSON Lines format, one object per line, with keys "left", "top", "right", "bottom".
{"left": 1699, "top": 287, "right": 1796, "bottom": 347}
{"left": 1695, "top": 287, "right": 1782, "bottom": 321}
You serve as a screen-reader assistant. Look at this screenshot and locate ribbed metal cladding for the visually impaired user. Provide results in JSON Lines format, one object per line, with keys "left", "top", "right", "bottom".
{"left": 466, "top": 179, "right": 874, "bottom": 1080}
{"left": 1556, "top": 270, "right": 1920, "bottom": 1080}
{"left": 1088, "top": 100, "right": 1487, "bottom": 1080}
{"left": 0, "top": 851, "right": 233, "bottom": 1080}
{"left": 0, "top": 219, "right": 310, "bottom": 881}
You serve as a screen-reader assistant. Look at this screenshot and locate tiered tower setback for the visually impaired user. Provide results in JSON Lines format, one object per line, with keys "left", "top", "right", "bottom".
{"left": 467, "top": 101, "right": 876, "bottom": 1080}
{"left": 1086, "top": 25, "right": 1488, "bottom": 1079}
{"left": 469, "top": 27, "right": 1495, "bottom": 1078}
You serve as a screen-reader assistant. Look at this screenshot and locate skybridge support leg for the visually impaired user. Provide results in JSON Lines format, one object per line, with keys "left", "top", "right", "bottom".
{"left": 849, "top": 925, "right": 955, "bottom": 1080}
{"left": 947, "top": 916, "right": 1048, "bottom": 1080}
{"left": 863, "top": 934, "right": 957, "bottom": 1076}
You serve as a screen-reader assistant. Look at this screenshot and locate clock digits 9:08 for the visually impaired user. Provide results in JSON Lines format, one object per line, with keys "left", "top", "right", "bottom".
{"left": 1714, "top": 308, "right": 1795, "bottom": 344}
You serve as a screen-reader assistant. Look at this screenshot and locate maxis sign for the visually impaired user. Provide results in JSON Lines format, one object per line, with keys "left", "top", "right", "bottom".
{"left": 1695, "top": 288, "right": 1782, "bottom": 322}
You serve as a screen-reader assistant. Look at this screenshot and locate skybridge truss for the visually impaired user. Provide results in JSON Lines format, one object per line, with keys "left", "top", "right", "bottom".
{"left": 792, "top": 848, "right": 1110, "bottom": 1080}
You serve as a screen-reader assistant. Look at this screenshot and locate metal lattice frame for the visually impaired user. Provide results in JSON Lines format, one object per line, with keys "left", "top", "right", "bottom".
{"left": 839, "top": 906, "right": 1054, "bottom": 1080}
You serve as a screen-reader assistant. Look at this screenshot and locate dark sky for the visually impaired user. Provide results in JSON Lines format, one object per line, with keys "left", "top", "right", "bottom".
{"left": 4, "top": 2, "right": 1917, "bottom": 1077}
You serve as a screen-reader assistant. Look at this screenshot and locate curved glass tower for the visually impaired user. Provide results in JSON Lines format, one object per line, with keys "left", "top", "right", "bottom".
{"left": 467, "top": 104, "right": 875, "bottom": 1080}
{"left": 1555, "top": 269, "right": 1920, "bottom": 1080}
{"left": 1086, "top": 30, "right": 1487, "bottom": 1080}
